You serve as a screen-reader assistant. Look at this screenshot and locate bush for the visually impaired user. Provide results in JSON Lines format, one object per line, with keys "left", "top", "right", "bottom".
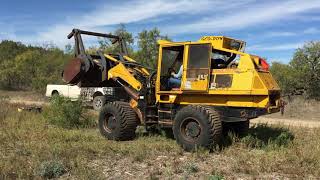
{"left": 241, "top": 124, "right": 294, "bottom": 149}
{"left": 37, "top": 160, "right": 66, "bottom": 179}
{"left": 184, "top": 163, "right": 199, "bottom": 174}
{"left": 43, "top": 96, "right": 95, "bottom": 129}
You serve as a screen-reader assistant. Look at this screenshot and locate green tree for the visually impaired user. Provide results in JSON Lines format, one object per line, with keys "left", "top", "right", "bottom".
{"left": 270, "top": 62, "right": 297, "bottom": 95}
{"left": 135, "top": 28, "right": 170, "bottom": 69}
{"left": 0, "top": 40, "right": 27, "bottom": 63}
{"left": 98, "top": 24, "right": 134, "bottom": 55}
{"left": 0, "top": 41, "right": 70, "bottom": 91}
{"left": 31, "top": 48, "right": 70, "bottom": 92}
{"left": 290, "top": 41, "right": 320, "bottom": 99}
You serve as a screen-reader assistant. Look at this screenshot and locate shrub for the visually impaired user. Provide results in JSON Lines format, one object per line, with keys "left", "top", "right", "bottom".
{"left": 273, "top": 132, "right": 294, "bottom": 147}
{"left": 241, "top": 124, "right": 294, "bottom": 149}
{"left": 43, "top": 96, "right": 95, "bottom": 129}
{"left": 184, "top": 163, "right": 199, "bottom": 174}
{"left": 37, "top": 160, "right": 66, "bottom": 179}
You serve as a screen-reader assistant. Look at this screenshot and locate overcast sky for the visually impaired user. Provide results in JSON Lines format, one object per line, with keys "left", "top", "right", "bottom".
{"left": 0, "top": 0, "right": 320, "bottom": 63}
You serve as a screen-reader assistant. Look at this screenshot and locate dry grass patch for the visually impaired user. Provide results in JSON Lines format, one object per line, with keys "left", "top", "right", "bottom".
{"left": 267, "top": 97, "right": 320, "bottom": 120}
{"left": 1, "top": 100, "right": 320, "bottom": 179}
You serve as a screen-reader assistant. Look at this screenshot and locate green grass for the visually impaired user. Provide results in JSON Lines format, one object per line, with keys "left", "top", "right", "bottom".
{"left": 1, "top": 101, "right": 320, "bottom": 179}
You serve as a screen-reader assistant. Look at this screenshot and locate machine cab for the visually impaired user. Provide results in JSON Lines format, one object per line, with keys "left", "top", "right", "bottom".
{"left": 157, "top": 41, "right": 212, "bottom": 93}
{"left": 157, "top": 36, "right": 245, "bottom": 94}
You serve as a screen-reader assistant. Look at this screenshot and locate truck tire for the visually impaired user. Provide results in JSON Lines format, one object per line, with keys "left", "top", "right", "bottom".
{"left": 99, "top": 101, "right": 138, "bottom": 141}
{"left": 222, "top": 120, "right": 249, "bottom": 137}
{"left": 52, "top": 90, "right": 59, "bottom": 97}
{"left": 173, "top": 105, "right": 222, "bottom": 151}
{"left": 93, "top": 96, "right": 106, "bottom": 111}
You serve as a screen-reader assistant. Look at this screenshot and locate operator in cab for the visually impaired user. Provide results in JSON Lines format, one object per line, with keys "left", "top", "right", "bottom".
{"left": 168, "top": 64, "right": 183, "bottom": 89}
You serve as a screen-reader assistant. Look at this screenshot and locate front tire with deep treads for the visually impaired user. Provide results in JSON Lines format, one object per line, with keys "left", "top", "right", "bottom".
{"left": 99, "top": 101, "right": 138, "bottom": 141}
{"left": 173, "top": 105, "right": 222, "bottom": 151}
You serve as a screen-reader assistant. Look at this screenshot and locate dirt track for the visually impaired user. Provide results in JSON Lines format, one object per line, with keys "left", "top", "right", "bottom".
{"left": 8, "top": 99, "right": 48, "bottom": 106}
{"left": 252, "top": 117, "right": 320, "bottom": 128}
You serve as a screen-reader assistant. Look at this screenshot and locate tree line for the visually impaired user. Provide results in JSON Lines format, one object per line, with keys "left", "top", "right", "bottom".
{"left": 0, "top": 25, "right": 319, "bottom": 100}
{"left": 270, "top": 41, "right": 320, "bottom": 100}
{"left": 0, "top": 25, "right": 168, "bottom": 92}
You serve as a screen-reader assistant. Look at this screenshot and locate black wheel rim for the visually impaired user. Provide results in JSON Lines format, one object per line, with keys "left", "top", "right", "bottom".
{"left": 103, "top": 113, "right": 116, "bottom": 133}
{"left": 180, "top": 117, "right": 202, "bottom": 142}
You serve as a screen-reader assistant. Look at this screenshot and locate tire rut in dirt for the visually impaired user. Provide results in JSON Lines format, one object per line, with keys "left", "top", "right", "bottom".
{"left": 99, "top": 101, "right": 138, "bottom": 141}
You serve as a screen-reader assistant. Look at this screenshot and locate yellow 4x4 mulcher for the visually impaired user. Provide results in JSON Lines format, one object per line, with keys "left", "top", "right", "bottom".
{"left": 63, "top": 29, "right": 281, "bottom": 151}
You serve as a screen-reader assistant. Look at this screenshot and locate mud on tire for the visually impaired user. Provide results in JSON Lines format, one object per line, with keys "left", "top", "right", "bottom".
{"left": 99, "top": 101, "right": 138, "bottom": 141}
{"left": 173, "top": 105, "right": 222, "bottom": 151}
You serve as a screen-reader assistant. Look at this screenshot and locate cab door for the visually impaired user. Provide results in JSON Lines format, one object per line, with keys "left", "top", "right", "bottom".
{"left": 182, "top": 43, "right": 211, "bottom": 92}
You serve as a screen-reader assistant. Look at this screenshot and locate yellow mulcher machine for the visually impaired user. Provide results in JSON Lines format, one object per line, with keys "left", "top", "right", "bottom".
{"left": 63, "top": 29, "right": 281, "bottom": 151}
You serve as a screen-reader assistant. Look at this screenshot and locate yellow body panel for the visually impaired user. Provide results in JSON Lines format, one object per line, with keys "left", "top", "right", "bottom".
{"left": 123, "top": 55, "right": 150, "bottom": 76}
{"left": 156, "top": 36, "right": 281, "bottom": 112}
{"left": 108, "top": 63, "right": 142, "bottom": 91}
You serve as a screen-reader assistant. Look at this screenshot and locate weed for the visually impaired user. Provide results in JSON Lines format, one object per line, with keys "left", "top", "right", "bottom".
{"left": 43, "top": 96, "right": 95, "bottom": 129}
{"left": 36, "top": 160, "right": 66, "bottom": 179}
{"left": 133, "top": 150, "right": 147, "bottom": 162}
{"left": 185, "top": 162, "right": 199, "bottom": 174}
{"left": 241, "top": 124, "right": 294, "bottom": 149}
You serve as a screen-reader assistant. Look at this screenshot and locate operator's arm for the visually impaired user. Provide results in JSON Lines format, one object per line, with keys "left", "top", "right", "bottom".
{"left": 172, "top": 65, "right": 183, "bottom": 79}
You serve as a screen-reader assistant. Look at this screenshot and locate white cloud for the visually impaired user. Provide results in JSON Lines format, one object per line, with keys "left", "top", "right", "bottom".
{"left": 247, "top": 42, "right": 304, "bottom": 51}
{"left": 303, "top": 27, "right": 320, "bottom": 34}
{"left": 2, "top": 0, "right": 255, "bottom": 47}
{"left": 264, "top": 31, "right": 297, "bottom": 37}
{"left": 164, "top": 0, "right": 320, "bottom": 34}
{"left": 262, "top": 27, "right": 320, "bottom": 38}
{"left": 12, "top": 0, "right": 236, "bottom": 46}
{"left": 2, "top": 0, "right": 320, "bottom": 48}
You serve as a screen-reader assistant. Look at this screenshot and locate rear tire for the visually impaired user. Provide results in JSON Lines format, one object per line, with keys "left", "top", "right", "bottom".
{"left": 99, "top": 101, "right": 138, "bottom": 141}
{"left": 173, "top": 105, "right": 222, "bottom": 151}
{"left": 93, "top": 96, "right": 106, "bottom": 111}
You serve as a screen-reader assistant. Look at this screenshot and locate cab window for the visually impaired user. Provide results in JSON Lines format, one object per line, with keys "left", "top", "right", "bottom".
{"left": 187, "top": 44, "right": 211, "bottom": 79}
{"left": 211, "top": 49, "right": 239, "bottom": 69}
{"left": 160, "top": 46, "right": 184, "bottom": 91}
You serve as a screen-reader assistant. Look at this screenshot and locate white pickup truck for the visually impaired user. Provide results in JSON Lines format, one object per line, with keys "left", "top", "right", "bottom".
{"left": 45, "top": 84, "right": 116, "bottom": 110}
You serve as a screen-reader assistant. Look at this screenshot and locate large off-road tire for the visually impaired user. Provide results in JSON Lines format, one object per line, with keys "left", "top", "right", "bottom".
{"left": 222, "top": 120, "right": 249, "bottom": 137}
{"left": 93, "top": 96, "right": 106, "bottom": 111}
{"left": 173, "top": 106, "right": 222, "bottom": 151}
{"left": 99, "top": 101, "right": 138, "bottom": 141}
